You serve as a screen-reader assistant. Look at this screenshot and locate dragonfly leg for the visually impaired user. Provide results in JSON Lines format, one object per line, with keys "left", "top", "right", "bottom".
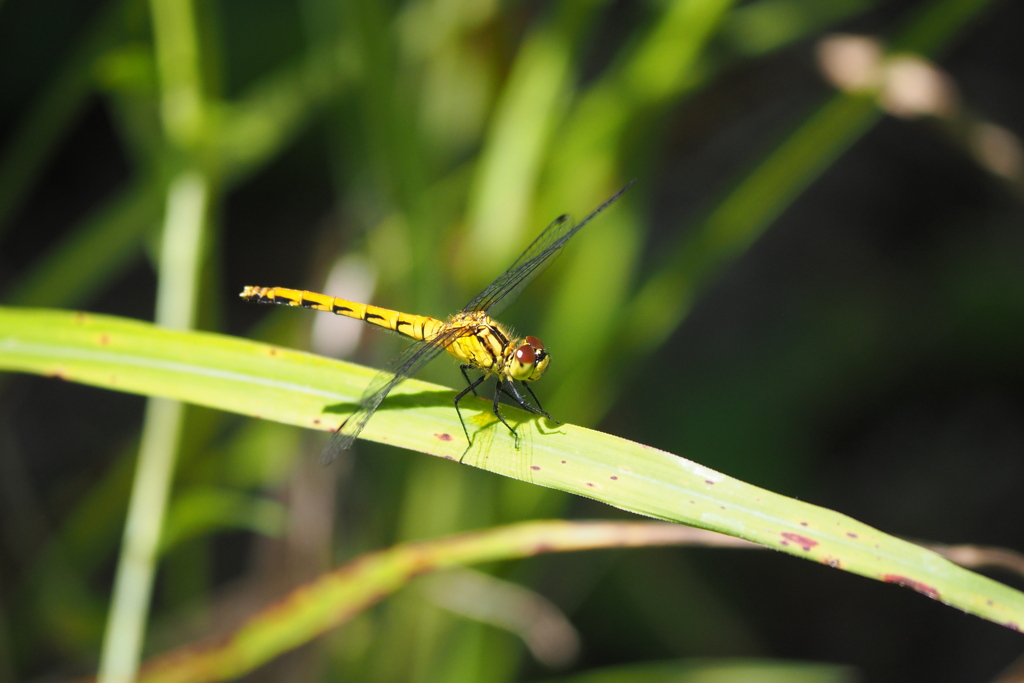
{"left": 500, "top": 380, "right": 555, "bottom": 422}
{"left": 460, "top": 365, "right": 484, "bottom": 397}
{"left": 454, "top": 374, "right": 487, "bottom": 446}
{"left": 520, "top": 381, "right": 558, "bottom": 423}
{"left": 520, "top": 381, "right": 544, "bottom": 412}
{"left": 491, "top": 381, "right": 520, "bottom": 448}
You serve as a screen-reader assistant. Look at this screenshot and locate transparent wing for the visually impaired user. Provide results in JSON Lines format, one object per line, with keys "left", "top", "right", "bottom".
{"left": 464, "top": 182, "right": 634, "bottom": 317}
{"left": 320, "top": 325, "right": 473, "bottom": 465}
{"left": 320, "top": 181, "right": 633, "bottom": 463}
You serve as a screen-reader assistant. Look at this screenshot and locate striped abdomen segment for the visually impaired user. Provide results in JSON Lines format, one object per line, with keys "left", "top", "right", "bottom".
{"left": 240, "top": 286, "right": 445, "bottom": 342}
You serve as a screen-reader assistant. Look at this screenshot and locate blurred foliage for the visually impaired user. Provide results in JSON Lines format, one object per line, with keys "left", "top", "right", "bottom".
{"left": 2, "top": 0, "right": 1024, "bottom": 681}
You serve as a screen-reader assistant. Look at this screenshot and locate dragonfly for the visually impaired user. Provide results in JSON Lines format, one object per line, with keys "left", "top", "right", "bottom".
{"left": 241, "top": 182, "right": 632, "bottom": 464}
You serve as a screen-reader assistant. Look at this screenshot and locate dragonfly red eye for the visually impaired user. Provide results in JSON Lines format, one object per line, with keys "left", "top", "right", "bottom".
{"left": 516, "top": 345, "right": 536, "bottom": 365}
{"left": 525, "top": 335, "right": 543, "bottom": 349}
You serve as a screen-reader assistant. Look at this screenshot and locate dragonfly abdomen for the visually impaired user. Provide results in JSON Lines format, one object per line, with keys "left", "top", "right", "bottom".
{"left": 240, "top": 286, "right": 445, "bottom": 341}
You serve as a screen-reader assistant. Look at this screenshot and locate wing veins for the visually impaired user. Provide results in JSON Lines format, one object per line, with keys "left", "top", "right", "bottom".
{"left": 465, "top": 182, "right": 634, "bottom": 316}
{"left": 321, "top": 324, "right": 476, "bottom": 464}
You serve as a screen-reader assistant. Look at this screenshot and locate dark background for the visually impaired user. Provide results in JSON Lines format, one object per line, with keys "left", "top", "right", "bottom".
{"left": 1, "top": 0, "right": 1023, "bottom": 681}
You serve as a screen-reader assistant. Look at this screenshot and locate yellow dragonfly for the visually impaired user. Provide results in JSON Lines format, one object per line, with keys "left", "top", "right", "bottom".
{"left": 241, "top": 183, "right": 631, "bottom": 464}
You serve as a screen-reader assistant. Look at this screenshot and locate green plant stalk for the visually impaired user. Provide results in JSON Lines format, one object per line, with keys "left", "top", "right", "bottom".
{"left": 94, "top": 0, "right": 216, "bottom": 676}
{"left": 131, "top": 521, "right": 746, "bottom": 683}
{"left": 539, "top": 0, "right": 735, "bottom": 421}
{"left": 557, "top": 0, "right": 1007, "bottom": 422}
{"left": 97, "top": 172, "right": 211, "bottom": 683}
{"left": 100, "top": 398, "right": 185, "bottom": 677}
{"left": 2, "top": 307, "right": 1022, "bottom": 636}
{"left": 462, "top": 5, "right": 582, "bottom": 279}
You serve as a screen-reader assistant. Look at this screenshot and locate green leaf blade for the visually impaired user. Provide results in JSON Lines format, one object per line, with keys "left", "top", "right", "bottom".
{"left": 2, "top": 305, "right": 1022, "bottom": 632}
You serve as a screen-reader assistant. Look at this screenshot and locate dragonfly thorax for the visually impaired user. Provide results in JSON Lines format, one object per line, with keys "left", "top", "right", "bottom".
{"left": 442, "top": 312, "right": 549, "bottom": 382}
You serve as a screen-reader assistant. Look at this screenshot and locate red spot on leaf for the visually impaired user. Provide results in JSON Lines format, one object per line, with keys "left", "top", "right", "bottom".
{"left": 781, "top": 532, "right": 818, "bottom": 552}
{"left": 704, "top": 479, "right": 715, "bottom": 485}
{"left": 882, "top": 575, "right": 941, "bottom": 600}
{"left": 610, "top": 475, "right": 618, "bottom": 480}
{"left": 435, "top": 433, "right": 453, "bottom": 442}
{"left": 1005, "top": 621, "right": 1020, "bottom": 632}
{"left": 846, "top": 532, "right": 859, "bottom": 539}
{"left": 821, "top": 557, "right": 841, "bottom": 568}
{"left": 531, "top": 465, "right": 540, "bottom": 470}
{"left": 586, "top": 482, "right": 595, "bottom": 487}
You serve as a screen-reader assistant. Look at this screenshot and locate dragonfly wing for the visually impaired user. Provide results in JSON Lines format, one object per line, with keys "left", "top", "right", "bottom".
{"left": 464, "top": 182, "right": 633, "bottom": 316}
{"left": 321, "top": 325, "right": 473, "bottom": 464}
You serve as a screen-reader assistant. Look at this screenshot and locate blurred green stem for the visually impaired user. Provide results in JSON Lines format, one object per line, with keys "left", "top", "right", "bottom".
{"left": 97, "top": 0, "right": 213, "bottom": 678}
{"left": 98, "top": 171, "right": 210, "bottom": 683}
{"left": 565, "top": 0, "right": 1005, "bottom": 423}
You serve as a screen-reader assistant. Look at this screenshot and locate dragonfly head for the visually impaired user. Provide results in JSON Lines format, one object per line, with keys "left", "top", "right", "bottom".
{"left": 507, "top": 336, "right": 550, "bottom": 382}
